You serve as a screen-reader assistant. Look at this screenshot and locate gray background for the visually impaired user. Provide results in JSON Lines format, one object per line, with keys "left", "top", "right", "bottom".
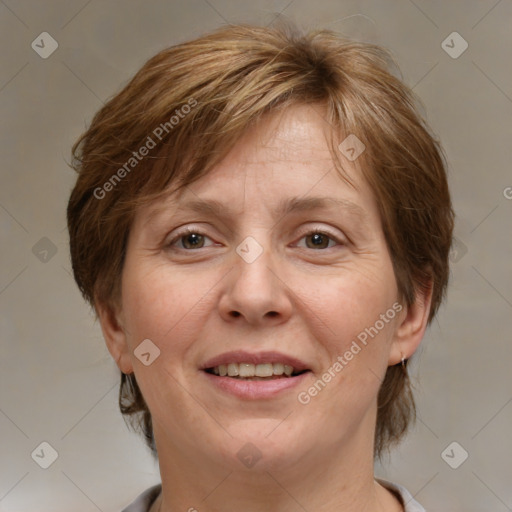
{"left": 1, "top": 0, "right": 511, "bottom": 510}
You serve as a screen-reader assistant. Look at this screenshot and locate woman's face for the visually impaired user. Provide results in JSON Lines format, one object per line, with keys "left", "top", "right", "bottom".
{"left": 103, "top": 103, "right": 416, "bottom": 472}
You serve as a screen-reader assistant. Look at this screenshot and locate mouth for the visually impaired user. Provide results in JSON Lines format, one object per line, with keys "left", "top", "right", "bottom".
{"left": 200, "top": 351, "right": 312, "bottom": 399}
{"left": 204, "top": 362, "right": 310, "bottom": 380}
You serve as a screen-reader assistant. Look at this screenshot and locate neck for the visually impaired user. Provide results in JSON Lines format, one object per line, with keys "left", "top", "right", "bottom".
{"left": 151, "top": 422, "right": 402, "bottom": 512}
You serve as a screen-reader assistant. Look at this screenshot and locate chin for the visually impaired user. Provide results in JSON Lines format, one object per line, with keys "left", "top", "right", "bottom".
{"left": 215, "top": 419, "right": 309, "bottom": 471}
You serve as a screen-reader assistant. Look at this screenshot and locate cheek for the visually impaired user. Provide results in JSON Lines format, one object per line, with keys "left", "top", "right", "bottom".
{"left": 120, "top": 261, "right": 219, "bottom": 352}
{"left": 296, "top": 257, "right": 400, "bottom": 406}
{"left": 300, "top": 259, "right": 399, "bottom": 354}
{"left": 294, "top": 276, "right": 399, "bottom": 442}
{"left": 119, "top": 264, "right": 217, "bottom": 428}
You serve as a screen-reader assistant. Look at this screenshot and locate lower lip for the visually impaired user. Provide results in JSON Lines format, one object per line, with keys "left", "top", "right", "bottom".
{"left": 202, "top": 371, "right": 311, "bottom": 399}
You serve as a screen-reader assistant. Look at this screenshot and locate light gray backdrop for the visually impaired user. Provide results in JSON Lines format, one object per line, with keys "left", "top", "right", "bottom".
{"left": 1, "top": 1, "right": 511, "bottom": 511}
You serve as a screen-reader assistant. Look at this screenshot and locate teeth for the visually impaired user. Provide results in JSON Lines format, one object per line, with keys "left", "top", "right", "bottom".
{"left": 256, "top": 363, "right": 273, "bottom": 377}
{"left": 239, "top": 363, "right": 255, "bottom": 377}
{"left": 273, "top": 363, "right": 284, "bottom": 375}
{"left": 227, "top": 363, "right": 239, "bottom": 377}
{"left": 209, "top": 362, "right": 299, "bottom": 378}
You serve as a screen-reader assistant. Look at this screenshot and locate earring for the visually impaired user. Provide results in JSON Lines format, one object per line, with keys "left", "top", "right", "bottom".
{"left": 401, "top": 354, "right": 406, "bottom": 368}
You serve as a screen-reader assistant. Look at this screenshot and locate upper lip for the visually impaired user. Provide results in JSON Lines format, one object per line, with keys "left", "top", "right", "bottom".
{"left": 200, "top": 350, "right": 310, "bottom": 373}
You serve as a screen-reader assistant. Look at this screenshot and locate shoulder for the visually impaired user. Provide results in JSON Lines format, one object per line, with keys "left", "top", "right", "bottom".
{"left": 121, "top": 484, "right": 162, "bottom": 512}
{"left": 377, "top": 479, "right": 426, "bottom": 512}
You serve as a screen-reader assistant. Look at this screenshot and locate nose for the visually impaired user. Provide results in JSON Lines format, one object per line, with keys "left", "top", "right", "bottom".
{"left": 218, "top": 238, "right": 293, "bottom": 326}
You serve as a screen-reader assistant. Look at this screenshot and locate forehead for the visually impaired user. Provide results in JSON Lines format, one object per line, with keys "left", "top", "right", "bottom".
{"left": 139, "top": 103, "right": 376, "bottom": 225}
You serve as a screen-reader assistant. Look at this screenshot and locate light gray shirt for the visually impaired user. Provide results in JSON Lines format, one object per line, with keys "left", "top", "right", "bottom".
{"left": 122, "top": 480, "right": 425, "bottom": 511}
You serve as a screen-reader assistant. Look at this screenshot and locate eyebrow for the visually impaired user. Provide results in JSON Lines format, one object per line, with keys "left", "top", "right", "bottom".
{"left": 146, "top": 195, "right": 369, "bottom": 227}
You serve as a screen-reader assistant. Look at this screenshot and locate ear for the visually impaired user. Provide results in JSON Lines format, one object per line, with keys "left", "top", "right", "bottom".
{"left": 95, "top": 299, "right": 134, "bottom": 374}
{"left": 388, "top": 278, "right": 433, "bottom": 366}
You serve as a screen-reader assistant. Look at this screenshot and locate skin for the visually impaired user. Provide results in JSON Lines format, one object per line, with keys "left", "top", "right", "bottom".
{"left": 98, "top": 103, "right": 432, "bottom": 512}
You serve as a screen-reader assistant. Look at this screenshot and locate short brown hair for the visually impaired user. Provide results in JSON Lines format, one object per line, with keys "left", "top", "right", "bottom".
{"left": 67, "top": 21, "right": 454, "bottom": 459}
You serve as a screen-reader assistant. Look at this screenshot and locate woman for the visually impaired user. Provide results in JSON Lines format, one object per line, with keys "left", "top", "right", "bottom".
{"left": 67, "top": 21, "right": 453, "bottom": 512}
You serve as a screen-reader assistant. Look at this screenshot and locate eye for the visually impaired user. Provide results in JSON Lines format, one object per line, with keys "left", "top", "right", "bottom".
{"left": 167, "top": 228, "right": 216, "bottom": 250}
{"left": 166, "top": 227, "right": 344, "bottom": 251}
{"left": 296, "top": 230, "right": 343, "bottom": 250}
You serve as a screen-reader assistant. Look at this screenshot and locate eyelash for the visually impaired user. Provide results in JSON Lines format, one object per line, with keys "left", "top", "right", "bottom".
{"left": 167, "top": 226, "right": 345, "bottom": 251}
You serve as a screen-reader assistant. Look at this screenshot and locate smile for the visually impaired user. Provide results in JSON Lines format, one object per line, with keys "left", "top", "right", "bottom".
{"left": 206, "top": 362, "right": 306, "bottom": 379}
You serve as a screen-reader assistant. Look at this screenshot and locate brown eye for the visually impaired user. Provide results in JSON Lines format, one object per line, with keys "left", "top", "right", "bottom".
{"left": 305, "top": 232, "right": 331, "bottom": 249}
{"left": 181, "top": 232, "right": 206, "bottom": 249}
{"left": 298, "top": 231, "right": 340, "bottom": 250}
{"left": 167, "top": 229, "right": 215, "bottom": 250}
